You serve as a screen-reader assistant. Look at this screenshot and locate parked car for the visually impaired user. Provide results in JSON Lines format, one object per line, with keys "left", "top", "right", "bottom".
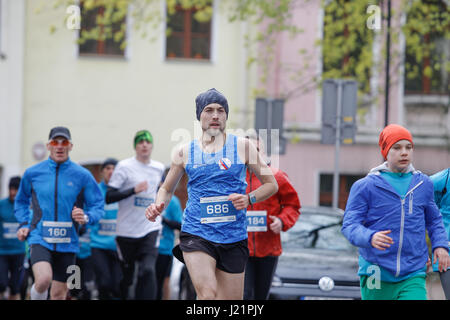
{"left": 269, "top": 206, "right": 361, "bottom": 300}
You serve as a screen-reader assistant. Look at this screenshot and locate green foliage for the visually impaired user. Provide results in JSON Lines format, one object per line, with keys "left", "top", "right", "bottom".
{"left": 43, "top": 0, "right": 449, "bottom": 100}
{"left": 321, "top": 0, "right": 376, "bottom": 97}
{"left": 402, "top": 0, "right": 449, "bottom": 93}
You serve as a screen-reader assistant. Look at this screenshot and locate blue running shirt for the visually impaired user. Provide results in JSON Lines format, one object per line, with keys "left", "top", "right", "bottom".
{"left": 183, "top": 134, "right": 248, "bottom": 243}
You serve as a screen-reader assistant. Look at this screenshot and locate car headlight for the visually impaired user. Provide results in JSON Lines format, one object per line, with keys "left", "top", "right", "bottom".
{"left": 271, "top": 275, "right": 283, "bottom": 287}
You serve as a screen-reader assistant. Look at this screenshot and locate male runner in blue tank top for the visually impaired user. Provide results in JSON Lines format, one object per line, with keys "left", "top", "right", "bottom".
{"left": 146, "top": 88, "right": 278, "bottom": 300}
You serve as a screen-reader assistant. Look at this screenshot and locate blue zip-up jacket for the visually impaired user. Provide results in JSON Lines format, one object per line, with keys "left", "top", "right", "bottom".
{"left": 0, "top": 197, "right": 26, "bottom": 255}
{"left": 342, "top": 163, "right": 448, "bottom": 279}
{"left": 430, "top": 168, "right": 450, "bottom": 272}
{"left": 89, "top": 181, "right": 118, "bottom": 251}
{"left": 14, "top": 157, "right": 104, "bottom": 253}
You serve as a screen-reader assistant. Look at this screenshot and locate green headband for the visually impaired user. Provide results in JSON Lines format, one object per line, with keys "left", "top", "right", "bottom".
{"left": 134, "top": 130, "right": 153, "bottom": 148}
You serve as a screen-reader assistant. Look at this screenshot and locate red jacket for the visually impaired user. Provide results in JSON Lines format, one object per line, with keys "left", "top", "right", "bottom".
{"left": 246, "top": 166, "right": 301, "bottom": 257}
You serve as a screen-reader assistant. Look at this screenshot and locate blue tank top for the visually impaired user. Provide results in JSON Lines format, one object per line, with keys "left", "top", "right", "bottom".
{"left": 183, "top": 134, "right": 248, "bottom": 243}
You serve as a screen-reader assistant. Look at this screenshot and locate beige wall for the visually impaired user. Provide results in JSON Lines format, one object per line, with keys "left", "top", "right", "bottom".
{"left": 0, "top": 0, "right": 25, "bottom": 197}
{"left": 21, "top": 0, "right": 253, "bottom": 170}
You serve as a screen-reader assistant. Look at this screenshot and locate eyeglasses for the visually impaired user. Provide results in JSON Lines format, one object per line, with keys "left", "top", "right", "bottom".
{"left": 49, "top": 139, "right": 70, "bottom": 147}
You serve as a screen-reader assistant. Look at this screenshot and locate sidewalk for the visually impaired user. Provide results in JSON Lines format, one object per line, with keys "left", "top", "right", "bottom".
{"left": 426, "top": 272, "right": 445, "bottom": 300}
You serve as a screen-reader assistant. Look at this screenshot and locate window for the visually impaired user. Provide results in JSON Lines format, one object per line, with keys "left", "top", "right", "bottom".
{"left": 78, "top": 1, "right": 127, "bottom": 57}
{"left": 404, "top": 1, "right": 449, "bottom": 95}
{"left": 322, "top": 1, "right": 374, "bottom": 95}
{"left": 166, "top": 5, "right": 212, "bottom": 60}
{"left": 319, "top": 173, "right": 364, "bottom": 210}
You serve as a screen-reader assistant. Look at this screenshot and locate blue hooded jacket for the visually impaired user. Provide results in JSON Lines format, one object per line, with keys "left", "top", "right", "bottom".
{"left": 0, "top": 197, "right": 25, "bottom": 255}
{"left": 342, "top": 163, "right": 448, "bottom": 279}
{"left": 89, "top": 181, "right": 118, "bottom": 251}
{"left": 430, "top": 168, "right": 450, "bottom": 272}
{"left": 14, "top": 158, "right": 104, "bottom": 253}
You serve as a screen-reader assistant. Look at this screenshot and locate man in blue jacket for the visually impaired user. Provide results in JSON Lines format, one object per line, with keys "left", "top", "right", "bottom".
{"left": 342, "top": 124, "right": 449, "bottom": 300}
{"left": 15, "top": 126, "right": 103, "bottom": 300}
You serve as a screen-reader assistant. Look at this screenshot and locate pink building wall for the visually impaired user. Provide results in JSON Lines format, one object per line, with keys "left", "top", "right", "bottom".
{"left": 260, "top": 1, "right": 449, "bottom": 206}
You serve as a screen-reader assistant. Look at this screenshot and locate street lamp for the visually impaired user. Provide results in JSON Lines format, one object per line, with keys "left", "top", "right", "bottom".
{"left": 384, "top": 0, "right": 391, "bottom": 127}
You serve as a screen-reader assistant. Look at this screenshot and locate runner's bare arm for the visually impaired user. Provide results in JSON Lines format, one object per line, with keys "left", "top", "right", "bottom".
{"left": 145, "top": 144, "right": 187, "bottom": 221}
{"left": 232, "top": 137, "right": 278, "bottom": 207}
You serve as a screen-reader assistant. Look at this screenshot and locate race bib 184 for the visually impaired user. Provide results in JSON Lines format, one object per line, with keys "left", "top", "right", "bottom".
{"left": 246, "top": 211, "right": 267, "bottom": 232}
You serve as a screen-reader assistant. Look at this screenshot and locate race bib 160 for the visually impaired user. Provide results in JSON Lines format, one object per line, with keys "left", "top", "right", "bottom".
{"left": 42, "top": 221, "right": 73, "bottom": 243}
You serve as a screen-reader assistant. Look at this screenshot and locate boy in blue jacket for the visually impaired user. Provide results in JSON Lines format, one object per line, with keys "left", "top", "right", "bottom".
{"left": 342, "top": 124, "right": 449, "bottom": 300}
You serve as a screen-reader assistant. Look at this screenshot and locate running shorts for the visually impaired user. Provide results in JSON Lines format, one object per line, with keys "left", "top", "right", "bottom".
{"left": 29, "top": 244, "right": 76, "bottom": 283}
{"left": 173, "top": 231, "right": 249, "bottom": 274}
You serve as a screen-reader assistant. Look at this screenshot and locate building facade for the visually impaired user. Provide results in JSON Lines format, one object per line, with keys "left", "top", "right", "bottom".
{"left": 257, "top": 0, "right": 449, "bottom": 208}
{"left": 0, "top": 0, "right": 257, "bottom": 196}
{"left": 0, "top": 0, "right": 26, "bottom": 196}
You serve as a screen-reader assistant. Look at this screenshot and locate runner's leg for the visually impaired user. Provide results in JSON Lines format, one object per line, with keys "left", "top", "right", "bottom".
{"left": 397, "top": 275, "right": 427, "bottom": 300}
{"left": 183, "top": 251, "right": 217, "bottom": 300}
{"left": 135, "top": 231, "right": 159, "bottom": 300}
{"left": 32, "top": 261, "right": 52, "bottom": 294}
{"left": 253, "top": 256, "right": 278, "bottom": 300}
{"left": 50, "top": 251, "right": 76, "bottom": 300}
{"left": 116, "top": 236, "right": 136, "bottom": 300}
{"left": 439, "top": 271, "right": 450, "bottom": 300}
{"left": 50, "top": 280, "right": 68, "bottom": 300}
{"left": 215, "top": 268, "right": 245, "bottom": 300}
{"left": 135, "top": 251, "right": 158, "bottom": 299}
{"left": 243, "top": 257, "right": 256, "bottom": 299}
{"left": 8, "top": 253, "right": 25, "bottom": 300}
{"left": 31, "top": 261, "right": 52, "bottom": 300}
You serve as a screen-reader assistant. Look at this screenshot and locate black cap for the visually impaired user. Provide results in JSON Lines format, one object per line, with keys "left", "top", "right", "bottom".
{"left": 8, "top": 176, "right": 21, "bottom": 189}
{"left": 102, "top": 158, "right": 118, "bottom": 169}
{"left": 49, "top": 126, "right": 71, "bottom": 140}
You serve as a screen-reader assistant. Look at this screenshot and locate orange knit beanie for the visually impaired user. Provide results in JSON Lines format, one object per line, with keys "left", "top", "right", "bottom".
{"left": 378, "top": 124, "right": 413, "bottom": 159}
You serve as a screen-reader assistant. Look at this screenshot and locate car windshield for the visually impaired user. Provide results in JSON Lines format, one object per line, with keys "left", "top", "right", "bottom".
{"left": 281, "top": 209, "right": 356, "bottom": 253}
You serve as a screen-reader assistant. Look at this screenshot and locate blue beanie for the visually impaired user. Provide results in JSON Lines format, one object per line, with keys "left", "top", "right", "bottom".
{"left": 195, "top": 88, "right": 229, "bottom": 120}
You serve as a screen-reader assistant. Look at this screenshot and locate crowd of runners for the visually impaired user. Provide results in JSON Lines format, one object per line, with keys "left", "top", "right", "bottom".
{"left": 0, "top": 88, "right": 449, "bottom": 300}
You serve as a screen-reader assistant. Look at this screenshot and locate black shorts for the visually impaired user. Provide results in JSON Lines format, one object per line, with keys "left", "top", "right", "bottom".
{"left": 30, "top": 244, "right": 76, "bottom": 283}
{"left": 115, "top": 230, "right": 160, "bottom": 264}
{"left": 173, "top": 232, "right": 249, "bottom": 274}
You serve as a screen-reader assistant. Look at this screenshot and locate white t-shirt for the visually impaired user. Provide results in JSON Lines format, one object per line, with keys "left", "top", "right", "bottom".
{"left": 108, "top": 157, "right": 165, "bottom": 238}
